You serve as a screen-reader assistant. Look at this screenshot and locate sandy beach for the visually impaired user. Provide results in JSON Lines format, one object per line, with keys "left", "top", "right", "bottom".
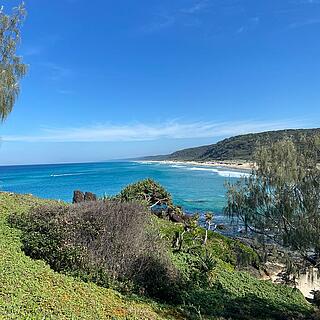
{"left": 137, "top": 160, "right": 255, "bottom": 171}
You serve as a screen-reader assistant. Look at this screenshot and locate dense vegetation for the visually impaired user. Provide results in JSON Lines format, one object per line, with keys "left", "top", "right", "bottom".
{"left": 0, "top": 193, "right": 182, "bottom": 319}
{"left": 9, "top": 199, "right": 180, "bottom": 302}
{"left": 113, "top": 178, "right": 184, "bottom": 217}
{"left": 143, "top": 128, "right": 320, "bottom": 162}
{"left": 0, "top": 4, "right": 316, "bottom": 318}
{"left": 0, "top": 3, "right": 27, "bottom": 121}
{"left": 3, "top": 179, "right": 316, "bottom": 319}
{"left": 226, "top": 136, "right": 320, "bottom": 275}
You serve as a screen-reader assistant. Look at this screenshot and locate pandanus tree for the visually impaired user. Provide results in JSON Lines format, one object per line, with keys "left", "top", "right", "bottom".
{"left": 203, "top": 212, "right": 214, "bottom": 245}
{"left": 225, "top": 135, "right": 320, "bottom": 268}
{"left": 0, "top": 3, "right": 27, "bottom": 121}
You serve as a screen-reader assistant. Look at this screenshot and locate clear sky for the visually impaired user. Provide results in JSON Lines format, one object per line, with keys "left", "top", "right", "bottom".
{"left": 0, "top": 0, "right": 319, "bottom": 165}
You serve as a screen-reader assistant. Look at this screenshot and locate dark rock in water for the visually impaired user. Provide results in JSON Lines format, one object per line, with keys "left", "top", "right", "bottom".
{"left": 216, "top": 224, "right": 226, "bottom": 230}
{"left": 73, "top": 190, "right": 97, "bottom": 203}
{"left": 84, "top": 192, "right": 97, "bottom": 202}
{"left": 73, "top": 190, "right": 85, "bottom": 203}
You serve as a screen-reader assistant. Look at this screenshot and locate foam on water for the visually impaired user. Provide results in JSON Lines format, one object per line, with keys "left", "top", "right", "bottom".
{"left": 185, "top": 166, "right": 219, "bottom": 172}
{"left": 50, "top": 173, "right": 87, "bottom": 177}
{"left": 217, "top": 170, "right": 250, "bottom": 178}
{"left": 169, "top": 164, "right": 187, "bottom": 168}
{"left": 0, "top": 161, "right": 245, "bottom": 223}
{"left": 177, "top": 165, "right": 250, "bottom": 178}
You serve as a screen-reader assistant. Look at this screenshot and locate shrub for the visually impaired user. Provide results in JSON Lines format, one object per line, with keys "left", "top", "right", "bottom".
{"left": 116, "top": 178, "right": 172, "bottom": 207}
{"left": 115, "top": 179, "right": 184, "bottom": 218}
{"left": 10, "top": 200, "right": 181, "bottom": 302}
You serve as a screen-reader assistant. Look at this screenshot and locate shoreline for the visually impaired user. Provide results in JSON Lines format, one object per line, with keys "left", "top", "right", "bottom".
{"left": 136, "top": 159, "right": 255, "bottom": 171}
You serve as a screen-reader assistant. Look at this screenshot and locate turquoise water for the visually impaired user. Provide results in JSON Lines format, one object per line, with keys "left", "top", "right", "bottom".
{"left": 0, "top": 161, "right": 248, "bottom": 225}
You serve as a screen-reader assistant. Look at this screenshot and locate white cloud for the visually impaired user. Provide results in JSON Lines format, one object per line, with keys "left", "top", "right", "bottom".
{"left": 236, "top": 17, "right": 260, "bottom": 34}
{"left": 180, "top": 0, "right": 209, "bottom": 14}
{"left": 2, "top": 119, "right": 311, "bottom": 143}
{"left": 141, "top": 14, "right": 176, "bottom": 33}
{"left": 287, "top": 18, "right": 320, "bottom": 29}
{"left": 292, "top": 0, "right": 320, "bottom": 5}
{"left": 57, "top": 89, "right": 74, "bottom": 95}
{"left": 140, "top": 0, "right": 211, "bottom": 34}
{"left": 39, "top": 62, "right": 72, "bottom": 81}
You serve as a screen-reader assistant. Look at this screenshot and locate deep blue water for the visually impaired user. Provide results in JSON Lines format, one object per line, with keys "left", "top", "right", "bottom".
{"left": 0, "top": 161, "right": 249, "bottom": 225}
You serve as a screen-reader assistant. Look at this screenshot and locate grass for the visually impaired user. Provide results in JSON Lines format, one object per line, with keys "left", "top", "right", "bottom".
{"left": 153, "top": 216, "right": 314, "bottom": 319}
{"left": 0, "top": 192, "right": 183, "bottom": 320}
{"left": 154, "top": 216, "right": 260, "bottom": 269}
{"left": 0, "top": 192, "right": 315, "bottom": 319}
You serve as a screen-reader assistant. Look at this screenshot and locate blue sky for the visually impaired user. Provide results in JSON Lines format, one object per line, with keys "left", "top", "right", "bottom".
{"left": 0, "top": 0, "right": 320, "bottom": 164}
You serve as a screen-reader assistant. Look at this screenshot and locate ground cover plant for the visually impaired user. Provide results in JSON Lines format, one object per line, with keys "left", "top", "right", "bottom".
{"left": 6, "top": 180, "right": 316, "bottom": 319}
{"left": 0, "top": 192, "right": 183, "bottom": 319}
{"left": 9, "top": 198, "right": 180, "bottom": 302}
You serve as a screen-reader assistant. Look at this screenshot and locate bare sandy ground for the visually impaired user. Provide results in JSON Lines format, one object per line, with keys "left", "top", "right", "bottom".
{"left": 137, "top": 160, "right": 255, "bottom": 171}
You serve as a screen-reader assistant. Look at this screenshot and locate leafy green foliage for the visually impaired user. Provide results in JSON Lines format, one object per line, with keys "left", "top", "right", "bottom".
{"left": 0, "top": 193, "right": 181, "bottom": 319}
{"left": 114, "top": 178, "right": 184, "bottom": 217}
{"left": 10, "top": 199, "right": 182, "bottom": 303}
{"left": 0, "top": 3, "right": 28, "bottom": 121}
{"left": 186, "top": 260, "right": 312, "bottom": 319}
{"left": 147, "top": 128, "right": 320, "bottom": 161}
{"left": 226, "top": 136, "right": 320, "bottom": 267}
{"left": 116, "top": 178, "right": 173, "bottom": 206}
{"left": 153, "top": 217, "right": 312, "bottom": 319}
{"left": 155, "top": 217, "right": 260, "bottom": 270}
{"left": 3, "top": 186, "right": 315, "bottom": 320}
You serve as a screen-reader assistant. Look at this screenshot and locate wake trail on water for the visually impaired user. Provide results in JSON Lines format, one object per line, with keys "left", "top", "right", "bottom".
{"left": 50, "top": 173, "right": 87, "bottom": 177}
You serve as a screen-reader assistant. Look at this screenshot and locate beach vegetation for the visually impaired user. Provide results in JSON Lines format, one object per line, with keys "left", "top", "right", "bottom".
{"left": 7, "top": 185, "right": 315, "bottom": 319}
{"left": 9, "top": 199, "right": 181, "bottom": 302}
{"left": 114, "top": 178, "right": 184, "bottom": 217}
{"left": 203, "top": 212, "right": 214, "bottom": 245}
{"left": 0, "top": 193, "right": 183, "bottom": 319}
{"left": 115, "top": 178, "right": 172, "bottom": 207}
{"left": 226, "top": 136, "right": 320, "bottom": 273}
{"left": 0, "top": 2, "right": 27, "bottom": 121}
{"left": 153, "top": 128, "right": 320, "bottom": 162}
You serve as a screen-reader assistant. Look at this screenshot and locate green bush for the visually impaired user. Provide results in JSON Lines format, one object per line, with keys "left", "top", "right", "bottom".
{"left": 7, "top": 185, "right": 315, "bottom": 320}
{"left": 10, "top": 200, "right": 182, "bottom": 302}
{"left": 114, "top": 179, "right": 184, "bottom": 217}
{"left": 0, "top": 193, "right": 184, "bottom": 319}
{"left": 116, "top": 178, "right": 172, "bottom": 206}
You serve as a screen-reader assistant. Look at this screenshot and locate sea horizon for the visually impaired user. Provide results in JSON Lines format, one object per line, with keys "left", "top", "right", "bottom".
{"left": 0, "top": 158, "right": 131, "bottom": 167}
{"left": 0, "top": 160, "right": 248, "bottom": 227}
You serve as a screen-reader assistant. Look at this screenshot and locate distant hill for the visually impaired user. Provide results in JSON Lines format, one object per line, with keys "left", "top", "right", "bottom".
{"left": 141, "top": 128, "right": 320, "bottom": 162}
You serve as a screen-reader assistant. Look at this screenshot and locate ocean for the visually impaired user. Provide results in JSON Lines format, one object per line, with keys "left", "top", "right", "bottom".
{"left": 0, "top": 161, "right": 249, "bottom": 225}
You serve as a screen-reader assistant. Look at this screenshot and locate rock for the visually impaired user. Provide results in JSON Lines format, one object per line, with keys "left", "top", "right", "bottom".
{"left": 168, "top": 213, "right": 184, "bottom": 223}
{"left": 312, "top": 290, "right": 320, "bottom": 306}
{"left": 84, "top": 192, "right": 97, "bottom": 202}
{"left": 73, "top": 190, "right": 85, "bottom": 203}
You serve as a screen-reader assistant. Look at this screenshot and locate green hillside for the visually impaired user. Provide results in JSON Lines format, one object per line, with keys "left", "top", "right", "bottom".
{"left": 145, "top": 128, "right": 320, "bottom": 161}
{"left": 0, "top": 191, "right": 314, "bottom": 319}
{"left": 0, "top": 193, "right": 181, "bottom": 320}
